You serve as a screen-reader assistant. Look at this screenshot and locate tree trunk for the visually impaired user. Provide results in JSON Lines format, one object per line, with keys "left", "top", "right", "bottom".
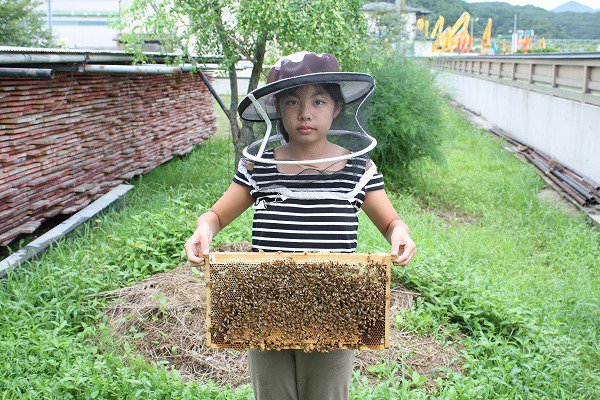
{"left": 238, "top": 32, "right": 269, "bottom": 155}
{"left": 227, "top": 32, "right": 269, "bottom": 166}
{"left": 247, "top": 32, "right": 268, "bottom": 94}
{"left": 227, "top": 63, "right": 245, "bottom": 167}
{"left": 225, "top": 32, "right": 269, "bottom": 167}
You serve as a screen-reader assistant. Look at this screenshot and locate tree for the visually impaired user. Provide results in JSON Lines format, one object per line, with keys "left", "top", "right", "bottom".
{"left": 117, "top": 0, "right": 369, "bottom": 164}
{"left": 0, "top": 0, "right": 53, "bottom": 47}
{"left": 362, "top": 1, "right": 411, "bottom": 57}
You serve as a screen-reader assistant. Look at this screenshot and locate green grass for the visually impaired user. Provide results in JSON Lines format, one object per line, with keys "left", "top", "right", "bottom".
{"left": 0, "top": 105, "right": 598, "bottom": 399}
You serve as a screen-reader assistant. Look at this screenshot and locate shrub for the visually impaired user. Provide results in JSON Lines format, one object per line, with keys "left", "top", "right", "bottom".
{"left": 368, "top": 58, "right": 446, "bottom": 185}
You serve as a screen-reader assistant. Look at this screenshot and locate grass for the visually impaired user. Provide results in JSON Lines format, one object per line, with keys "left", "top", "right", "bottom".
{"left": 0, "top": 104, "right": 598, "bottom": 399}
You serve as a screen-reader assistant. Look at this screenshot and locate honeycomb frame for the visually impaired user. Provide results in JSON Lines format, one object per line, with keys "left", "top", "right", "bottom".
{"left": 205, "top": 252, "right": 391, "bottom": 351}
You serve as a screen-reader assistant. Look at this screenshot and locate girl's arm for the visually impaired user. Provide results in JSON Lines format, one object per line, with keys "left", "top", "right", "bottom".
{"left": 184, "top": 182, "right": 254, "bottom": 263}
{"left": 361, "top": 189, "right": 417, "bottom": 266}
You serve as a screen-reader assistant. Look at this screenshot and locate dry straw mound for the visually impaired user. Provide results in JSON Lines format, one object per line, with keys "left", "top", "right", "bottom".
{"left": 98, "top": 242, "right": 463, "bottom": 390}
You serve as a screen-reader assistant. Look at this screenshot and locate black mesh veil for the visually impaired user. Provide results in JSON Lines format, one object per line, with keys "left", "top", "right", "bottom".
{"left": 236, "top": 71, "right": 378, "bottom": 200}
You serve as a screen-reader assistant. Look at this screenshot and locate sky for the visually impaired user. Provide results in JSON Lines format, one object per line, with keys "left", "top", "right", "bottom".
{"left": 463, "top": 0, "right": 600, "bottom": 11}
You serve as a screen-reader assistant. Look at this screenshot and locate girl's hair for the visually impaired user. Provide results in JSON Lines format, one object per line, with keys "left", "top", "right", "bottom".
{"left": 275, "top": 83, "right": 345, "bottom": 142}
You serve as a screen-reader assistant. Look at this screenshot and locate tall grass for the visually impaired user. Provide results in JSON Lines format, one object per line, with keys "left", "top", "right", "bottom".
{"left": 0, "top": 105, "right": 598, "bottom": 398}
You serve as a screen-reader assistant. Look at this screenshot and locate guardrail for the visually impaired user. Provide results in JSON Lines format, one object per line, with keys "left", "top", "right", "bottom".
{"left": 419, "top": 53, "right": 600, "bottom": 107}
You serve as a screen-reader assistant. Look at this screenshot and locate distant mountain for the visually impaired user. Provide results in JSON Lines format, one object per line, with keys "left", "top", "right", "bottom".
{"left": 552, "top": 2, "right": 596, "bottom": 13}
{"left": 409, "top": 0, "right": 600, "bottom": 39}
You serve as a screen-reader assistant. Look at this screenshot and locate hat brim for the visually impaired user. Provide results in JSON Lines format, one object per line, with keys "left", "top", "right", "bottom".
{"left": 238, "top": 72, "right": 374, "bottom": 122}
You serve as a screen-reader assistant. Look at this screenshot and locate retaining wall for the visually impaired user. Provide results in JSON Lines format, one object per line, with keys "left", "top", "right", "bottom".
{"left": 423, "top": 54, "right": 600, "bottom": 184}
{"left": 438, "top": 72, "right": 599, "bottom": 183}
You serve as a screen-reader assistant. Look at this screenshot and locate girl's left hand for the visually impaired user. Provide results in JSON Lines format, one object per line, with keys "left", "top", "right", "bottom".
{"left": 390, "top": 225, "right": 417, "bottom": 266}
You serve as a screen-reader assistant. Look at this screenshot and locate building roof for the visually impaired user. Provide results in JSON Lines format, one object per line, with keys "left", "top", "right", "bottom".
{"left": 1, "top": 46, "right": 137, "bottom": 55}
{"left": 0, "top": 46, "right": 220, "bottom": 66}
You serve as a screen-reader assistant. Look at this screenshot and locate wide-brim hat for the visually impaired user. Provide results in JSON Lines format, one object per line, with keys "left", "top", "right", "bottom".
{"left": 238, "top": 51, "right": 374, "bottom": 122}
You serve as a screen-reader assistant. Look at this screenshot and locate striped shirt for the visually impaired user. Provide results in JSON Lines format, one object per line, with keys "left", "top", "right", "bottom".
{"left": 233, "top": 150, "right": 384, "bottom": 253}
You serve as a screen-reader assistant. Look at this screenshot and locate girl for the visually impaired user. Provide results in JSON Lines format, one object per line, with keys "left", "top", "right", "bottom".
{"left": 185, "top": 52, "right": 416, "bottom": 400}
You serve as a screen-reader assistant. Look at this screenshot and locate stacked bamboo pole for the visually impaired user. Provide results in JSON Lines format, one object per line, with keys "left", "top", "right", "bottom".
{"left": 490, "top": 127, "right": 599, "bottom": 207}
{"left": 0, "top": 71, "right": 216, "bottom": 245}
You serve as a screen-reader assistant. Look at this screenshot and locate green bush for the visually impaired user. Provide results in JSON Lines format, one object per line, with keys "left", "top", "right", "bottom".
{"left": 368, "top": 58, "right": 446, "bottom": 185}
{"left": 530, "top": 47, "right": 561, "bottom": 53}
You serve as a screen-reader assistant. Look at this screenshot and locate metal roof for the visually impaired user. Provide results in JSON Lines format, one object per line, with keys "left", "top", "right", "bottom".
{"left": 0, "top": 46, "right": 221, "bottom": 66}
{"left": 0, "top": 46, "right": 158, "bottom": 56}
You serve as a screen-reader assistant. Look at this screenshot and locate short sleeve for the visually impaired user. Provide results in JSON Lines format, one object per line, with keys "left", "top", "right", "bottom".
{"left": 232, "top": 159, "right": 254, "bottom": 189}
{"left": 350, "top": 165, "right": 385, "bottom": 212}
{"left": 364, "top": 171, "right": 384, "bottom": 192}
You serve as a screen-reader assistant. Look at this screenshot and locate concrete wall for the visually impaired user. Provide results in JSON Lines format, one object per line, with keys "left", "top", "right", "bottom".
{"left": 212, "top": 77, "right": 253, "bottom": 96}
{"left": 211, "top": 62, "right": 261, "bottom": 96}
{"left": 414, "top": 40, "right": 434, "bottom": 57}
{"left": 52, "top": 17, "right": 119, "bottom": 49}
{"left": 38, "top": 0, "right": 121, "bottom": 49}
{"left": 439, "top": 72, "right": 600, "bottom": 183}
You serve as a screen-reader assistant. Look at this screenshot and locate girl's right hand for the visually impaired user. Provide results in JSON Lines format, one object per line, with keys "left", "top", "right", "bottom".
{"left": 184, "top": 221, "right": 213, "bottom": 263}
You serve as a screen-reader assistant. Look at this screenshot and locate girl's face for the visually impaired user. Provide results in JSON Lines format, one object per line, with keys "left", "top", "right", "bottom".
{"left": 278, "top": 84, "right": 340, "bottom": 146}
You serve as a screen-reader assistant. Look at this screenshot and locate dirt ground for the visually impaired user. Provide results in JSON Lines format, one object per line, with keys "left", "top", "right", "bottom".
{"left": 418, "top": 195, "right": 481, "bottom": 227}
{"left": 97, "top": 242, "right": 464, "bottom": 391}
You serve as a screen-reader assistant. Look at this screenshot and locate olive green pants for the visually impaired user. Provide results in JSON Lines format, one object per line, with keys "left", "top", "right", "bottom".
{"left": 247, "top": 349, "right": 355, "bottom": 400}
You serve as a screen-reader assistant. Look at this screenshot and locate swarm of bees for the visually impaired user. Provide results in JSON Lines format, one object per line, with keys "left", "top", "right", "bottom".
{"left": 206, "top": 253, "right": 390, "bottom": 352}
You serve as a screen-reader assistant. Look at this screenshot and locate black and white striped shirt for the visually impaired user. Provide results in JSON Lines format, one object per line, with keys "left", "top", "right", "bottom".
{"left": 233, "top": 150, "right": 384, "bottom": 253}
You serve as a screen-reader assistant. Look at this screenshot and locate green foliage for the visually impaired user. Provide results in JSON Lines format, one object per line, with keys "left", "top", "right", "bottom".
{"left": 368, "top": 57, "right": 446, "bottom": 185}
{"left": 409, "top": 0, "right": 600, "bottom": 39}
{"left": 395, "top": 259, "right": 537, "bottom": 338}
{"left": 517, "top": 47, "right": 562, "bottom": 53}
{"left": 361, "top": 3, "right": 412, "bottom": 55}
{"left": 118, "top": 0, "right": 367, "bottom": 69}
{"left": 0, "top": 0, "right": 53, "bottom": 46}
{"left": 273, "top": 0, "right": 369, "bottom": 72}
{"left": 388, "top": 107, "right": 600, "bottom": 399}
{"left": 348, "top": 364, "right": 430, "bottom": 399}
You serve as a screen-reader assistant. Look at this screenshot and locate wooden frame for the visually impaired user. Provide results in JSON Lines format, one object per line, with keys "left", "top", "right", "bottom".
{"left": 205, "top": 252, "right": 391, "bottom": 351}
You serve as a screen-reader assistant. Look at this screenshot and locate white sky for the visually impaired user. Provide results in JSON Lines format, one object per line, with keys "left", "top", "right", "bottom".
{"left": 464, "top": 0, "right": 600, "bottom": 11}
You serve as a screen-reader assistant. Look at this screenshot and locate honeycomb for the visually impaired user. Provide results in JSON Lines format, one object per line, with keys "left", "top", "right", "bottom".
{"left": 205, "top": 252, "right": 390, "bottom": 352}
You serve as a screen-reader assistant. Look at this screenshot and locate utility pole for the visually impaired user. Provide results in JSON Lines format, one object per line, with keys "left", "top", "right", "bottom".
{"left": 47, "top": 0, "right": 53, "bottom": 30}
{"left": 511, "top": 14, "right": 518, "bottom": 54}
